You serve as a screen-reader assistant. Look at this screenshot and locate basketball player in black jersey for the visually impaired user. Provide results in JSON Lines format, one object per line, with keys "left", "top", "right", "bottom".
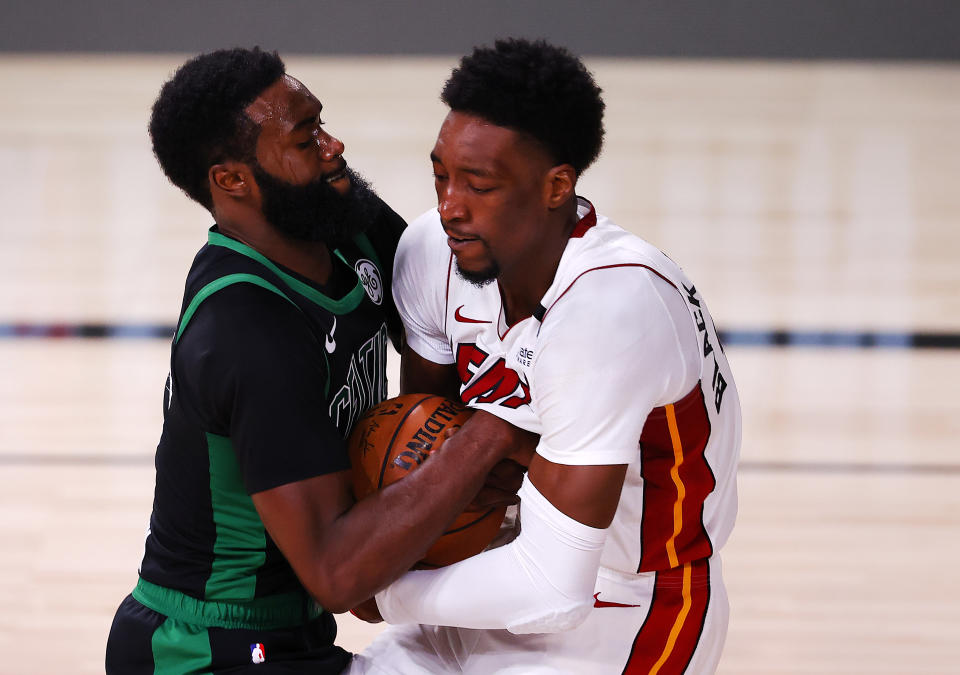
{"left": 105, "top": 47, "right": 530, "bottom": 674}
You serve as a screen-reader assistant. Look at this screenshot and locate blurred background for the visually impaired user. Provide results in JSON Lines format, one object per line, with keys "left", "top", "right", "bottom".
{"left": 1, "top": 1, "right": 958, "bottom": 672}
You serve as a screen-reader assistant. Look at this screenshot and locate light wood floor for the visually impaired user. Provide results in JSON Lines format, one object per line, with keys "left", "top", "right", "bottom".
{"left": 0, "top": 55, "right": 958, "bottom": 674}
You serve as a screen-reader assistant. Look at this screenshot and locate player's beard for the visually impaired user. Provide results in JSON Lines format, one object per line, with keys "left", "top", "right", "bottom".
{"left": 455, "top": 260, "right": 500, "bottom": 288}
{"left": 253, "top": 163, "right": 381, "bottom": 244}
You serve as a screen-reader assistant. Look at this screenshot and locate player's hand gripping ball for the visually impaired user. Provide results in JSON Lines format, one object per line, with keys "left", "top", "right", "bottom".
{"left": 347, "top": 394, "right": 507, "bottom": 567}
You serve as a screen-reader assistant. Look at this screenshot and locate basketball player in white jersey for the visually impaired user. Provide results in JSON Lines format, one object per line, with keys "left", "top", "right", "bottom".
{"left": 350, "top": 38, "right": 741, "bottom": 674}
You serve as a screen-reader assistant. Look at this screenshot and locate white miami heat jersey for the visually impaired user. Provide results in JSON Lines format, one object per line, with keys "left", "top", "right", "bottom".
{"left": 393, "top": 198, "right": 741, "bottom": 578}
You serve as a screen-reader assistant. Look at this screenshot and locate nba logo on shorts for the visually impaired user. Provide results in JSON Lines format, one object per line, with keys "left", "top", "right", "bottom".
{"left": 250, "top": 643, "right": 266, "bottom": 664}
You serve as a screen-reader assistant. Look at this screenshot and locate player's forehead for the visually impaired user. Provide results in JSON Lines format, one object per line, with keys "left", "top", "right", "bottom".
{"left": 431, "top": 111, "right": 549, "bottom": 174}
{"left": 244, "top": 75, "right": 322, "bottom": 135}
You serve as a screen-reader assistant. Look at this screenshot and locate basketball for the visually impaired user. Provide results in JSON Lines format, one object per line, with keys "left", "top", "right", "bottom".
{"left": 347, "top": 393, "right": 507, "bottom": 567}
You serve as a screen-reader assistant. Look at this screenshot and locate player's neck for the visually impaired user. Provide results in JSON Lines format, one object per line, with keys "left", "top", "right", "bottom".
{"left": 217, "top": 219, "right": 333, "bottom": 286}
{"left": 498, "top": 206, "right": 578, "bottom": 326}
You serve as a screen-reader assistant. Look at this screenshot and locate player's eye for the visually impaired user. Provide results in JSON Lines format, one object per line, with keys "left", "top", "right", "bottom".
{"left": 297, "top": 119, "right": 327, "bottom": 149}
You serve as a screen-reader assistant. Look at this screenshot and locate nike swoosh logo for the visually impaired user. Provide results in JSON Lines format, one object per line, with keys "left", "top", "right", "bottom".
{"left": 325, "top": 316, "right": 337, "bottom": 353}
{"left": 593, "top": 592, "right": 643, "bottom": 609}
{"left": 454, "top": 305, "right": 491, "bottom": 324}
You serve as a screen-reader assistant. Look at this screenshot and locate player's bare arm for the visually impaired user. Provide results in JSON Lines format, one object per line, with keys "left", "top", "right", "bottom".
{"left": 252, "top": 406, "right": 527, "bottom": 614}
{"left": 527, "top": 456, "right": 627, "bottom": 529}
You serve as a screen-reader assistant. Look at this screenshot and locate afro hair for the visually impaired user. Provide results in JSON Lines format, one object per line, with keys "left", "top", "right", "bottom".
{"left": 441, "top": 38, "right": 605, "bottom": 175}
{"left": 148, "top": 47, "right": 285, "bottom": 210}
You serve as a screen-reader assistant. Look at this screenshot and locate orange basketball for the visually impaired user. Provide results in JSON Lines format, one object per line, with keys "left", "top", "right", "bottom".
{"left": 347, "top": 394, "right": 507, "bottom": 567}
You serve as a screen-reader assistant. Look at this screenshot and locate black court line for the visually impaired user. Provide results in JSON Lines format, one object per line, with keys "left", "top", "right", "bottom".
{"left": 2, "top": 323, "right": 960, "bottom": 349}
{"left": 1, "top": 453, "right": 958, "bottom": 475}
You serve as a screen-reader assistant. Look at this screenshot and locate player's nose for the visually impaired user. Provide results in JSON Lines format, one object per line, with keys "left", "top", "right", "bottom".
{"left": 437, "top": 185, "right": 466, "bottom": 223}
{"left": 317, "top": 129, "right": 344, "bottom": 160}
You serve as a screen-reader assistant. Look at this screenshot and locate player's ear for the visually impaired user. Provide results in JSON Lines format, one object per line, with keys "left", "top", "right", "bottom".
{"left": 544, "top": 164, "right": 576, "bottom": 210}
{"left": 209, "top": 161, "right": 252, "bottom": 199}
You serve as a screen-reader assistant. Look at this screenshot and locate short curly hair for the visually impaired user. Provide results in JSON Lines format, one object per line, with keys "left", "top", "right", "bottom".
{"left": 148, "top": 47, "right": 286, "bottom": 210}
{"left": 441, "top": 38, "right": 605, "bottom": 175}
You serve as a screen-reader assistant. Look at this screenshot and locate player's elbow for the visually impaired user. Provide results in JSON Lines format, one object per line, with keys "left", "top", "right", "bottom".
{"left": 505, "top": 591, "right": 594, "bottom": 634}
{"left": 303, "top": 583, "right": 362, "bottom": 615}
{"left": 307, "top": 574, "right": 374, "bottom": 614}
{"left": 297, "top": 563, "right": 373, "bottom": 615}
{"left": 312, "top": 590, "right": 353, "bottom": 615}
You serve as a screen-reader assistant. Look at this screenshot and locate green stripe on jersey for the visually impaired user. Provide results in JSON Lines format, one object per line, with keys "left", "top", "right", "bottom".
{"left": 204, "top": 433, "right": 266, "bottom": 601}
{"left": 151, "top": 617, "right": 212, "bottom": 675}
{"left": 175, "top": 273, "right": 297, "bottom": 344}
{"left": 172, "top": 272, "right": 332, "bottom": 398}
{"left": 208, "top": 231, "right": 366, "bottom": 313}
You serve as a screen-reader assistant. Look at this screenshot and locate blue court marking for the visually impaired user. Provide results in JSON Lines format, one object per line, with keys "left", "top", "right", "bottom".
{"left": 717, "top": 329, "right": 959, "bottom": 349}
{"left": 1, "top": 324, "right": 959, "bottom": 349}
{"left": 0, "top": 323, "right": 176, "bottom": 339}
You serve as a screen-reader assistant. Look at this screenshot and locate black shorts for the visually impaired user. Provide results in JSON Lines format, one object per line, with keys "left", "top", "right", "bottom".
{"left": 106, "top": 594, "right": 353, "bottom": 674}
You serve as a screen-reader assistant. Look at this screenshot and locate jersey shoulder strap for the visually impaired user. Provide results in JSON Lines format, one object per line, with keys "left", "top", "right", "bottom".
{"left": 174, "top": 272, "right": 297, "bottom": 344}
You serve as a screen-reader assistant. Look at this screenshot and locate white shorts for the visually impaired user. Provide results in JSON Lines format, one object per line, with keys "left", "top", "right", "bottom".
{"left": 348, "top": 555, "right": 728, "bottom": 674}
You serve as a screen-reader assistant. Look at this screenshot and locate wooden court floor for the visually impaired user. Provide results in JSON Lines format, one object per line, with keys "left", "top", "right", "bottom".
{"left": 1, "top": 55, "right": 958, "bottom": 674}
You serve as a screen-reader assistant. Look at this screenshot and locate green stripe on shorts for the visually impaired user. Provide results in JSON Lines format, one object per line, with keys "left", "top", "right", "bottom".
{"left": 151, "top": 617, "right": 212, "bottom": 675}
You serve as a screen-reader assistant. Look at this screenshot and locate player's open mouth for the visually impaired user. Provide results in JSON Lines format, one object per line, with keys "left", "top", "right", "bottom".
{"left": 324, "top": 169, "right": 348, "bottom": 184}
{"left": 446, "top": 232, "right": 478, "bottom": 251}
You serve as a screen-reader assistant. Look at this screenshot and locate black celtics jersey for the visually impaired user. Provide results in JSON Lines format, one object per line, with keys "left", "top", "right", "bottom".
{"left": 138, "top": 205, "right": 404, "bottom": 604}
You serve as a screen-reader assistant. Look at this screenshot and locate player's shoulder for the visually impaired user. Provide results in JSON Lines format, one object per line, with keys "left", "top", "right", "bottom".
{"left": 583, "top": 212, "right": 679, "bottom": 275}
{"left": 358, "top": 196, "right": 407, "bottom": 259}
{"left": 180, "top": 241, "right": 310, "bottom": 336}
{"left": 551, "top": 215, "right": 682, "bottom": 304}
{"left": 182, "top": 278, "right": 307, "bottom": 348}
{"left": 400, "top": 208, "right": 444, "bottom": 247}
{"left": 396, "top": 208, "right": 449, "bottom": 269}
{"left": 536, "top": 206, "right": 693, "bottom": 341}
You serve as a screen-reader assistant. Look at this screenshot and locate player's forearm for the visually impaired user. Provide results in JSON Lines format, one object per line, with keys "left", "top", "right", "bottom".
{"left": 375, "top": 477, "right": 607, "bottom": 632}
{"left": 313, "top": 411, "right": 530, "bottom": 612}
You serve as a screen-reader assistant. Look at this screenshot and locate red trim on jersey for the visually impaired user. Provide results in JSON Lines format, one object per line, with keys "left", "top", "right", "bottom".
{"left": 638, "top": 384, "right": 716, "bottom": 573}
{"left": 570, "top": 197, "right": 597, "bottom": 238}
{"left": 621, "top": 558, "right": 711, "bottom": 674}
{"left": 496, "top": 291, "right": 511, "bottom": 340}
{"left": 444, "top": 251, "right": 453, "bottom": 337}
{"left": 540, "top": 264, "right": 678, "bottom": 325}
{"left": 593, "top": 592, "right": 643, "bottom": 609}
{"left": 495, "top": 284, "right": 537, "bottom": 340}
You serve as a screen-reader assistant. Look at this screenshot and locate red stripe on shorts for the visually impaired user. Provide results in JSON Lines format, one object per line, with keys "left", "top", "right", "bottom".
{"left": 621, "top": 558, "right": 711, "bottom": 675}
